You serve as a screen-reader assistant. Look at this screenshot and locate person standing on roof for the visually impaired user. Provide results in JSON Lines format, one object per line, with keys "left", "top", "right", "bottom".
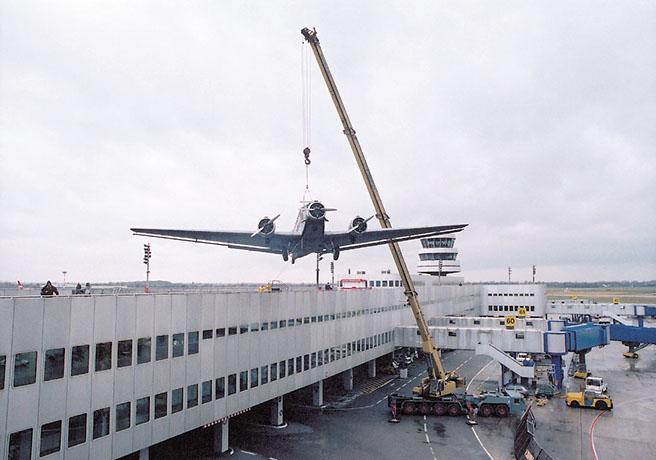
{"left": 84, "top": 282, "right": 92, "bottom": 294}
{"left": 41, "top": 281, "right": 59, "bottom": 296}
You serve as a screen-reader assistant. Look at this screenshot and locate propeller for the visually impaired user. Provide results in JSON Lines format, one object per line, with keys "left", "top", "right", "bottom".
{"left": 250, "top": 214, "right": 281, "bottom": 237}
{"left": 347, "top": 214, "right": 375, "bottom": 233}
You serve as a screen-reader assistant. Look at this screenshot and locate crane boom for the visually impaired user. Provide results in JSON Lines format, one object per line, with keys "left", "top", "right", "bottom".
{"left": 301, "top": 27, "right": 462, "bottom": 395}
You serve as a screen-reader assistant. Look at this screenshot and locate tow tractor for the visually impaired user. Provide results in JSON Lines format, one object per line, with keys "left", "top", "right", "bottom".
{"left": 566, "top": 390, "right": 613, "bottom": 410}
{"left": 302, "top": 27, "right": 524, "bottom": 419}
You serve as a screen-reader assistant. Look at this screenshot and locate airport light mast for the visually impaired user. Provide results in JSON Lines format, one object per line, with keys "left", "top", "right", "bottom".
{"left": 302, "top": 27, "right": 464, "bottom": 397}
{"left": 143, "top": 243, "right": 151, "bottom": 293}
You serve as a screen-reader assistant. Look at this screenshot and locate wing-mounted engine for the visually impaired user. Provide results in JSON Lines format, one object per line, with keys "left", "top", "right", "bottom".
{"left": 348, "top": 216, "right": 368, "bottom": 234}
{"left": 347, "top": 215, "right": 374, "bottom": 234}
{"left": 251, "top": 214, "right": 280, "bottom": 238}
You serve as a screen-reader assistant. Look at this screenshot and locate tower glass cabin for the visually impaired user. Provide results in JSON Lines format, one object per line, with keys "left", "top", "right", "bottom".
{"left": 417, "top": 234, "right": 460, "bottom": 277}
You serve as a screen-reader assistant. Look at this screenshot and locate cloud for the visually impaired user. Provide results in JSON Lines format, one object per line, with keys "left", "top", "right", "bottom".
{"left": 1, "top": 1, "right": 654, "bottom": 283}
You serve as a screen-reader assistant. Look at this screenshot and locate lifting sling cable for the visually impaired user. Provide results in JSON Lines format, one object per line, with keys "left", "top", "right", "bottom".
{"left": 301, "top": 40, "right": 312, "bottom": 200}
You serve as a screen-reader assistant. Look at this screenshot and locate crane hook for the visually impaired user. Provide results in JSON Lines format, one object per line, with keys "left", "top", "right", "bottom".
{"left": 303, "top": 147, "right": 311, "bottom": 165}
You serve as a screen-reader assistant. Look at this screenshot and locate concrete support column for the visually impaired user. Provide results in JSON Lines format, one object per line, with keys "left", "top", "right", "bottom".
{"left": 368, "top": 359, "right": 377, "bottom": 378}
{"left": 342, "top": 368, "right": 353, "bottom": 391}
{"left": 213, "top": 419, "right": 229, "bottom": 455}
{"left": 312, "top": 380, "right": 324, "bottom": 406}
{"left": 138, "top": 448, "right": 149, "bottom": 460}
{"left": 270, "top": 396, "right": 284, "bottom": 426}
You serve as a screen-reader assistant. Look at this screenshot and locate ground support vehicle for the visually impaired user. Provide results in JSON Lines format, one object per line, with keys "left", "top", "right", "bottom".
{"left": 388, "top": 391, "right": 526, "bottom": 418}
{"left": 566, "top": 391, "right": 613, "bottom": 410}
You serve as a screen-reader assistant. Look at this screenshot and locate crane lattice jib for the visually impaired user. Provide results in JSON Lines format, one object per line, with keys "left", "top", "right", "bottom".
{"left": 301, "top": 27, "right": 446, "bottom": 381}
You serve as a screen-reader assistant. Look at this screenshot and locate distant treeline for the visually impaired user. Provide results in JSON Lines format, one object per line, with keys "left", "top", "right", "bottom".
{"left": 468, "top": 280, "right": 656, "bottom": 288}
{"left": 2, "top": 280, "right": 654, "bottom": 289}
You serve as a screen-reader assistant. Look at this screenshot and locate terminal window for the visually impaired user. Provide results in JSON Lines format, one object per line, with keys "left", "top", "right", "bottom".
{"left": 250, "top": 369, "right": 259, "bottom": 388}
{"left": 44, "top": 348, "right": 65, "bottom": 381}
{"left": 0, "top": 354, "right": 5, "bottom": 390}
{"left": 68, "top": 414, "right": 86, "bottom": 447}
{"left": 14, "top": 351, "right": 37, "bottom": 387}
{"left": 216, "top": 328, "right": 226, "bottom": 337}
{"left": 187, "top": 384, "right": 198, "bottom": 408}
{"left": 270, "top": 362, "right": 278, "bottom": 381}
{"left": 288, "top": 358, "right": 295, "bottom": 375}
{"left": 203, "top": 329, "right": 213, "bottom": 339}
{"left": 172, "top": 333, "right": 184, "bottom": 358}
{"left": 40, "top": 420, "right": 61, "bottom": 456}
{"left": 228, "top": 374, "right": 237, "bottom": 395}
{"left": 279, "top": 360, "right": 286, "bottom": 377}
{"left": 9, "top": 428, "right": 32, "bottom": 459}
{"left": 71, "top": 345, "right": 89, "bottom": 376}
{"left": 95, "top": 342, "right": 112, "bottom": 372}
{"left": 156, "top": 335, "right": 169, "bottom": 360}
{"left": 117, "top": 340, "right": 132, "bottom": 368}
{"left": 172, "top": 388, "right": 183, "bottom": 413}
{"left": 116, "top": 402, "right": 131, "bottom": 431}
{"left": 261, "top": 322, "right": 269, "bottom": 331}
{"left": 240, "top": 371, "right": 248, "bottom": 391}
{"left": 228, "top": 326, "right": 237, "bottom": 335}
{"left": 202, "top": 380, "right": 212, "bottom": 403}
{"left": 137, "top": 338, "right": 151, "bottom": 364}
{"left": 215, "top": 378, "right": 225, "bottom": 399}
{"left": 241, "top": 324, "right": 250, "bottom": 333}
{"left": 155, "top": 392, "right": 168, "bottom": 417}
{"left": 188, "top": 332, "right": 199, "bottom": 354}
{"left": 93, "top": 407, "right": 110, "bottom": 439}
{"left": 136, "top": 397, "right": 151, "bottom": 424}
{"left": 251, "top": 322, "right": 260, "bottom": 332}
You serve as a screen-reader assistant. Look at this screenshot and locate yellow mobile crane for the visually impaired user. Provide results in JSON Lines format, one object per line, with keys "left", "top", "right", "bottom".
{"left": 301, "top": 27, "right": 464, "bottom": 400}
{"left": 301, "top": 28, "right": 527, "bottom": 419}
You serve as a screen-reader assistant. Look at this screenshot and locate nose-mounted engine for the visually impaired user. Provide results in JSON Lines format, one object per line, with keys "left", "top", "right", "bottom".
{"left": 307, "top": 201, "right": 327, "bottom": 220}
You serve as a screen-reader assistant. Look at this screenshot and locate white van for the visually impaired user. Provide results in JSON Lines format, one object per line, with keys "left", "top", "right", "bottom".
{"left": 585, "top": 376, "right": 607, "bottom": 393}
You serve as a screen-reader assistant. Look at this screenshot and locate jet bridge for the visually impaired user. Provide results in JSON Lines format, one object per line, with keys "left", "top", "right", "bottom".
{"left": 396, "top": 317, "right": 611, "bottom": 389}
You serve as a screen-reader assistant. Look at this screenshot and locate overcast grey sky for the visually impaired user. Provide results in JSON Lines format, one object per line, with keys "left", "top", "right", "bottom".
{"left": 1, "top": 1, "right": 654, "bottom": 285}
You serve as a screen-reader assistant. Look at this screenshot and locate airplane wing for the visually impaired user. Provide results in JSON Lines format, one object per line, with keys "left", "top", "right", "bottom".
{"left": 129, "top": 228, "right": 296, "bottom": 254}
{"left": 325, "top": 223, "right": 468, "bottom": 252}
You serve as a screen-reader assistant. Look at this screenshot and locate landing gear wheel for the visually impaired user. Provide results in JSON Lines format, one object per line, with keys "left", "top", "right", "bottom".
{"left": 434, "top": 403, "right": 447, "bottom": 416}
{"left": 402, "top": 402, "right": 417, "bottom": 415}
{"left": 479, "top": 404, "right": 494, "bottom": 417}
{"left": 595, "top": 401, "right": 608, "bottom": 410}
{"left": 418, "top": 403, "right": 431, "bottom": 415}
{"left": 447, "top": 404, "right": 461, "bottom": 416}
{"left": 495, "top": 405, "right": 509, "bottom": 417}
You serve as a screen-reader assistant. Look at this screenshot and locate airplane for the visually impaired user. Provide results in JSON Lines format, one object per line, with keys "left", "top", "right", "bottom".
{"left": 131, "top": 200, "right": 467, "bottom": 264}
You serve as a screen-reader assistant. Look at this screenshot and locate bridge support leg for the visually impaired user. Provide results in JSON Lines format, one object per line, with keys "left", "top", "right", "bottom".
{"left": 270, "top": 396, "right": 284, "bottom": 427}
{"left": 139, "top": 448, "right": 149, "bottom": 460}
{"left": 312, "top": 380, "right": 324, "bottom": 406}
{"left": 213, "top": 419, "right": 230, "bottom": 455}
{"left": 342, "top": 368, "right": 353, "bottom": 391}
{"left": 368, "top": 359, "right": 377, "bottom": 378}
{"left": 552, "top": 356, "right": 563, "bottom": 390}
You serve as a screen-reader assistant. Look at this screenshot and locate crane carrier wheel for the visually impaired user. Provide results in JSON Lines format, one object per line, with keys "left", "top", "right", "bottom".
{"left": 433, "top": 403, "right": 448, "bottom": 416}
{"left": 479, "top": 404, "right": 494, "bottom": 417}
{"left": 418, "top": 403, "right": 431, "bottom": 415}
{"left": 447, "top": 403, "right": 461, "bottom": 416}
{"left": 495, "top": 404, "right": 509, "bottom": 417}
{"left": 402, "top": 402, "right": 417, "bottom": 415}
